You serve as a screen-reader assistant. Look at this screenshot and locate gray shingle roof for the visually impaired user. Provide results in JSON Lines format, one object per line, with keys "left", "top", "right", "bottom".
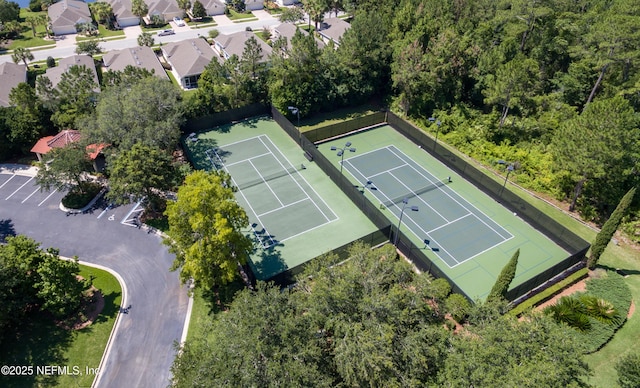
{"left": 102, "top": 46, "right": 169, "bottom": 80}
{"left": 162, "top": 38, "right": 215, "bottom": 78}
{"left": 0, "top": 62, "right": 27, "bottom": 107}
{"left": 213, "top": 31, "right": 272, "bottom": 60}
{"left": 42, "top": 55, "right": 100, "bottom": 92}
{"left": 48, "top": 0, "right": 92, "bottom": 28}
{"left": 318, "top": 17, "right": 350, "bottom": 45}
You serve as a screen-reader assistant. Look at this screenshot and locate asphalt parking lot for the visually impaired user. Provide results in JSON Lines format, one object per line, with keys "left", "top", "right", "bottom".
{"left": 0, "top": 170, "right": 189, "bottom": 388}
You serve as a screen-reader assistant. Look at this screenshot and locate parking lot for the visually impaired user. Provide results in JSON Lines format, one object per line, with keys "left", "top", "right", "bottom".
{"left": 0, "top": 172, "right": 142, "bottom": 228}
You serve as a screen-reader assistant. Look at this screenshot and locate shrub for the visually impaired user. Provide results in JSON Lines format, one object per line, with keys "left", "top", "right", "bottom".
{"left": 245, "top": 26, "right": 252, "bottom": 31}
{"left": 46, "top": 56, "right": 56, "bottom": 68}
{"left": 61, "top": 182, "right": 102, "bottom": 209}
{"left": 616, "top": 353, "right": 640, "bottom": 388}
{"left": 426, "top": 278, "right": 451, "bottom": 301}
{"left": 445, "top": 294, "right": 471, "bottom": 322}
{"left": 208, "top": 28, "right": 219, "bottom": 39}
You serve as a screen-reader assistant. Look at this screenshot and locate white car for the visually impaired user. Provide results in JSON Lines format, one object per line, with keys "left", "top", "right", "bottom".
{"left": 173, "top": 17, "right": 186, "bottom": 27}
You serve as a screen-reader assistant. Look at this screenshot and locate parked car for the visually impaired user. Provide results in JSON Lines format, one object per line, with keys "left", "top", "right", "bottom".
{"left": 158, "top": 29, "right": 175, "bottom": 36}
{"left": 173, "top": 17, "right": 185, "bottom": 27}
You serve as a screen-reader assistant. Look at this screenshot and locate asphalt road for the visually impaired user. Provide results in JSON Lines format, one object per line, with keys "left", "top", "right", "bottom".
{"left": 0, "top": 167, "right": 189, "bottom": 388}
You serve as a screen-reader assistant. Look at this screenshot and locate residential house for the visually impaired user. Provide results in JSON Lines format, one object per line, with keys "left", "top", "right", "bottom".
{"left": 213, "top": 31, "right": 272, "bottom": 61}
{"left": 102, "top": 46, "right": 169, "bottom": 80}
{"left": 145, "top": 0, "right": 183, "bottom": 22}
{"left": 194, "top": 0, "right": 225, "bottom": 16}
{"left": 103, "top": 0, "right": 140, "bottom": 27}
{"left": 48, "top": 0, "right": 93, "bottom": 36}
{"left": 30, "top": 130, "right": 108, "bottom": 171}
{"left": 162, "top": 38, "right": 215, "bottom": 89}
{"left": 40, "top": 55, "right": 101, "bottom": 92}
{"left": 271, "top": 22, "right": 324, "bottom": 53}
{"left": 244, "top": 0, "right": 263, "bottom": 11}
{"left": 317, "top": 17, "right": 350, "bottom": 47}
{"left": 274, "top": 0, "right": 294, "bottom": 6}
{"left": 0, "top": 62, "right": 27, "bottom": 107}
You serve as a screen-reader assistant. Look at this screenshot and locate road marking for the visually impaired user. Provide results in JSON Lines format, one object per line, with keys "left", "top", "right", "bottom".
{"left": 0, "top": 174, "right": 16, "bottom": 189}
{"left": 108, "top": 215, "right": 115, "bottom": 221}
{"left": 6, "top": 177, "right": 33, "bottom": 200}
{"left": 121, "top": 200, "right": 144, "bottom": 227}
{"left": 22, "top": 187, "right": 41, "bottom": 203}
{"left": 38, "top": 189, "right": 58, "bottom": 206}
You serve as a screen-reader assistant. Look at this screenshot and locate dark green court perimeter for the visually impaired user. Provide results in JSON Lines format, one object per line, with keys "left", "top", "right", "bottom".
{"left": 319, "top": 125, "right": 569, "bottom": 300}
{"left": 183, "top": 117, "right": 378, "bottom": 280}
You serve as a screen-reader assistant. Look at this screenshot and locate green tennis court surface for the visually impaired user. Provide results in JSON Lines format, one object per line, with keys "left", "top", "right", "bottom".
{"left": 344, "top": 145, "right": 513, "bottom": 268}
{"left": 183, "top": 117, "right": 377, "bottom": 281}
{"left": 209, "top": 135, "right": 338, "bottom": 248}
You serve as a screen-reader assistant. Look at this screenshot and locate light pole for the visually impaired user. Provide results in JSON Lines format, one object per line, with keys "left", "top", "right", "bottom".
{"left": 497, "top": 160, "right": 516, "bottom": 196}
{"left": 394, "top": 198, "right": 419, "bottom": 247}
{"left": 287, "top": 106, "right": 300, "bottom": 126}
{"left": 360, "top": 180, "right": 376, "bottom": 208}
{"left": 428, "top": 117, "right": 441, "bottom": 150}
{"left": 331, "top": 141, "right": 356, "bottom": 176}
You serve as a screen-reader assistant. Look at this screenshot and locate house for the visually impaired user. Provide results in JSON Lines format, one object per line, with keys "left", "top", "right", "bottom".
{"left": 274, "top": 0, "right": 294, "bottom": 6}
{"left": 102, "top": 47, "right": 169, "bottom": 80}
{"left": 0, "top": 62, "right": 27, "bottom": 107}
{"left": 30, "top": 130, "right": 108, "bottom": 171}
{"left": 244, "top": 0, "right": 263, "bottom": 11}
{"left": 145, "top": 0, "right": 183, "bottom": 22}
{"left": 40, "top": 55, "right": 101, "bottom": 93}
{"left": 317, "top": 17, "right": 350, "bottom": 47}
{"left": 161, "top": 38, "right": 215, "bottom": 89}
{"left": 271, "top": 22, "right": 324, "bottom": 53}
{"left": 194, "top": 0, "right": 225, "bottom": 16}
{"left": 48, "top": 0, "right": 93, "bottom": 36}
{"left": 213, "top": 31, "right": 272, "bottom": 61}
{"left": 103, "top": 0, "right": 140, "bottom": 27}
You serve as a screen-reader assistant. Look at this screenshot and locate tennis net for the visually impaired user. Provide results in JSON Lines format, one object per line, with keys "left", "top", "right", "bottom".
{"left": 235, "top": 165, "right": 303, "bottom": 190}
{"left": 382, "top": 179, "right": 447, "bottom": 207}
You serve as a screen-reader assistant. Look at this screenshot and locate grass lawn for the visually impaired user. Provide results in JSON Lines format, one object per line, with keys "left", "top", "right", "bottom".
{"left": 188, "top": 16, "right": 217, "bottom": 28}
{"left": 298, "top": 103, "right": 381, "bottom": 131}
{"left": 77, "top": 25, "right": 125, "bottom": 41}
{"left": 0, "top": 264, "right": 122, "bottom": 388}
{"left": 6, "top": 9, "right": 55, "bottom": 49}
{"left": 186, "top": 281, "right": 244, "bottom": 342}
{"left": 227, "top": 9, "right": 256, "bottom": 20}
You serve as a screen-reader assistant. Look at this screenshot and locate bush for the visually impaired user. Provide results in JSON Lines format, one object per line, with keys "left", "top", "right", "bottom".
{"left": 245, "top": 26, "right": 252, "bottom": 31}
{"left": 208, "top": 28, "right": 219, "bottom": 39}
{"left": 46, "top": 56, "right": 56, "bottom": 68}
{"left": 61, "top": 182, "right": 102, "bottom": 209}
{"left": 29, "top": 0, "right": 43, "bottom": 12}
{"left": 445, "top": 294, "right": 471, "bottom": 322}
{"left": 426, "top": 278, "right": 451, "bottom": 301}
{"left": 616, "top": 353, "right": 640, "bottom": 388}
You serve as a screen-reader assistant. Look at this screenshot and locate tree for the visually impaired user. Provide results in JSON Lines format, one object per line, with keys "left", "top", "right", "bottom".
{"left": 46, "top": 55, "right": 56, "bottom": 67}
{"left": 302, "top": 0, "right": 328, "bottom": 30}
{"left": 34, "top": 254, "right": 86, "bottom": 319}
{"left": 75, "top": 21, "right": 97, "bottom": 36}
{"left": 131, "top": 0, "right": 148, "bottom": 20}
{"left": 0, "top": 0, "right": 19, "bottom": 23}
{"left": 11, "top": 47, "right": 34, "bottom": 68}
{"left": 177, "top": 0, "right": 190, "bottom": 16}
{"left": 616, "top": 352, "right": 640, "bottom": 388}
{"left": 191, "top": 0, "right": 206, "bottom": 19}
{"left": 89, "top": 1, "right": 113, "bottom": 28}
{"left": 36, "top": 143, "right": 94, "bottom": 193}
{"left": 164, "top": 170, "right": 253, "bottom": 289}
{"left": 25, "top": 14, "right": 40, "bottom": 37}
{"left": 487, "top": 248, "right": 519, "bottom": 302}
{"left": 551, "top": 96, "right": 639, "bottom": 213}
{"left": 137, "top": 31, "right": 154, "bottom": 47}
{"left": 278, "top": 6, "right": 304, "bottom": 23}
{"left": 6, "top": 82, "right": 51, "bottom": 154}
{"left": 75, "top": 39, "right": 102, "bottom": 56}
{"left": 102, "top": 65, "right": 154, "bottom": 87}
{"left": 81, "top": 76, "right": 183, "bottom": 151}
{"left": 587, "top": 187, "right": 636, "bottom": 269}
{"left": 106, "top": 144, "right": 177, "bottom": 211}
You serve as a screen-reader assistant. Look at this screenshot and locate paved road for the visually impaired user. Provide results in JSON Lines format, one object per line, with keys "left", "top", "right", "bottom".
{"left": 0, "top": 165, "right": 189, "bottom": 388}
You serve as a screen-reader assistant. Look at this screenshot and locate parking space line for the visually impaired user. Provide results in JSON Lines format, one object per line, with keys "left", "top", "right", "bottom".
{"left": 121, "top": 200, "right": 144, "bottom": 227}
{"left": 22, "top": 187, "right": 41, "bottom": 203}
{"left": 38, "top": 189, "right": 58, "bottom": 206}
{"left": 98, "top": 204, "right": 113, "bottom": 219}
{"left": 0, "top": 174, "right": 15, "bottom": 189}
{"left": 6, "top": 177, "right": 33, "bottom": 200}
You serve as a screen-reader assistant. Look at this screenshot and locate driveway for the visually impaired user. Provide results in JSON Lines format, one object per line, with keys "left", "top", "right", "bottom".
{"left": 0, "top": 166, "right": 189, "bottom": 388}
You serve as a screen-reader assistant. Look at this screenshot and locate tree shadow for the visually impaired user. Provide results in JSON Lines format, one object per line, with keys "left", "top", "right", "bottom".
{"left": 202, "top": 281, "right": 245, "bottom": 315}
{"left": 250, "top": 245, "right": 289, "bottom": 284}
{"left": 0, "top": 218, "right": 16, "bottom": 243}
{"left": 597, "top": 264, "right": 640, "bottom": 277}
{"left": 0, "top": 311, "right": 73, "bottom": 388}
{"left": 93, "top": 290, "right": 122, "bottom": 324}
{"left": 181, "top": 136, "right": 222, "bottom": 171}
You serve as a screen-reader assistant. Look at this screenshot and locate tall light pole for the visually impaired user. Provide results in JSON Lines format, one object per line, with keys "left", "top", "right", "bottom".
{"left": 287, "top": 106, "right": 300, "bottom": 126}
{"left": 361, "top": 180, "right": 376, "bottom": 208}
{"left": 497, "top": 160, "right": 516, "bottom": 196}
{"left": 394, "top": 198, "right": 419, "bottom": 247}
{"left": 331, "top": 141, "right": 356, "bottom": 176}
{"left": 428, "top": 117, "right": 441, "bottom": 150}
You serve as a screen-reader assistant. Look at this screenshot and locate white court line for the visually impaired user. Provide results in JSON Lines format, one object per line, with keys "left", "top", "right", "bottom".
{"left": 426, "top": 213, "right": 473, "bottom": 234}
{"left": 391, "top": 172, "right": 451, "bottom": 223}
{"left": 259, "top": 136, "right": 338, "bottom": 223}
{"left": 38, "top": 189, "right": 58, "bottom": 206}
{"left": 21, "top": 187, "right": 41, "bottom": 203}
{"left": 386, "top": 146, "right": 513, "bottom": 240}
{"left": 263, "top": 216, "right": 337, "bottom": 248}
{"left": 6, "top": 177, "right": 33, "bottom": 200}
{"left": 248, "top": 159, "right": 284, "bottom": 207}
{"left": 0, "top": 174, "right": 16, "bottom": 189}
{"left": 367, "top": 164, "right": 410, "bottom": 179}
{"left": 257, "top": 197, "right": 309, "bottom": 218}
{"left": 216, "top": 134, "right": 267, "bottom": 149}
{"left": 225, "top": 151, "right": 272, "bottom": 167}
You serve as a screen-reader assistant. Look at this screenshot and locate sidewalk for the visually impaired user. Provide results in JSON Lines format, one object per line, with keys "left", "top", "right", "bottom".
{"left": 0, "top": 163, "right": 38, "bottom": 177}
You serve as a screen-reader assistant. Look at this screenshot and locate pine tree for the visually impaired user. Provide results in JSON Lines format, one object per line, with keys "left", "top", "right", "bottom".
{"left": 487, "top": 249, "right": 520, "bottom": 302}
{"left": 587, "top": 187, "right": 636, "bottom": 269}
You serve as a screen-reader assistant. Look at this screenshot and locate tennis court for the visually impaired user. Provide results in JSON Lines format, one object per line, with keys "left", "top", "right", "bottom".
{"left": 344, "top": 145, "right": 513, "bottom": 268}
{"left": 208, "top": 134, "right": 338, "bottom": 248}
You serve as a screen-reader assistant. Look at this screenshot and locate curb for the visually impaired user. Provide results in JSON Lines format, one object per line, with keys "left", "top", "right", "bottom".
{"left": 59, "top": 187, "right": 107, "bottom": 214}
